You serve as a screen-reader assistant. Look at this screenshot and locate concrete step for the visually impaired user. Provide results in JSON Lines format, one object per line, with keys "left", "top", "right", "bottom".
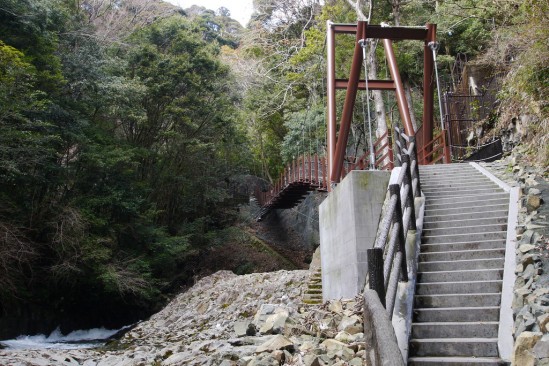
{"left": 414, "top": 293, "right": 501, "bottom": 308}
{"left": 411, "top": 321, "right": 499, "bottom": 338}
{"left": 409, "top": 338, "right": 499, "bottom": 357}
{"left": 305, "top": 289, "right": 322, "bottom": 294}
{"left": 418, "top": 258, "right": 504, "bottom": 272}
{"left": 420, "top": 180, "right": 496, "bottom": 190}
{"left": 422, "top": 231, "right": 507, "bottom": 244}
{"left": 421, "top": 177, "right": 494, "bottom": 187}
{"left": 423, "top": 216, "right": 507, "bottom": 230}
{"left": 426, "top": 198, "right": 509, "bottom": 212}
{"left": 419, "top": 163, "right": 475, "bottom": 170}
{"left": 413, "top": 306, "right": 500, "bottom": 322}
{"left": 408, "top": 356, "right": 505, "bottom": 365}
{"left": 420, "top": 239, "right": 506, "bottom": 253}
{"left": 423, "top": 187, "right": 504, "bottom": 199}
{"left": 420, "top": 173, "right": 494, "bottom": 182}
{"left": 424, "top": 204, "right": 508, "bottom": 218}
{"left": 425, "top": 193, "right": 509, "bottom": 207}
{"left": 423, "top": 223, "right": 508, "bottom": 236}
{"left": 415, "top": 280, "right": 502, "bottom": 295}
{"left": 417, "top": 269, "right": 503, "bottom": 283}
{"left": 419, "top": 248, "right": 505, "bottom": 262}
{"left": 420, "top": 169, "right": 483, "bottom": 177}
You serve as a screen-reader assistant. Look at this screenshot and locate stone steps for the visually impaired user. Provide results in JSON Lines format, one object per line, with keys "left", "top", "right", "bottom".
{"left": 418, "top": 258, "right": 505, "bottom": 272}
{"left": 409, "top": 338, "right": 499, "bottom": 357}
{"left": 424, "top": 204, "right": 509, "bottom": 217}
{"left": 417, "top": 269, "right": 503, "bottom": 283}
{"left": 423, "top": 209, "right": 508, "bottom": 222}
{"left": 409, "top": 356, "right": 505, "bottom": 365}
{"left": 423, "top": 216, "right": 508, "bottom": 230}
{"left": 414, "top": 293, "right": 501, "bottom": 308}
{"left": 411, "top": 322, "right": 499, "bottom": 338}
{"left": 302, "top": 269, "right": 322, "bottom": 305}
{"left": 420, "top": 239, "right": 506, "bottom": 253}
{"left": 409, "top": 163, "right": 508, "bottom": 364}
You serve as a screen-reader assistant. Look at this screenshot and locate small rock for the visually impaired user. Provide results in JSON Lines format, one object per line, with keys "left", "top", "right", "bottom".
{"left": 303, "top": 354, "right": 321, "bottom": 366}
{"left": 299, "top": 341, "right": 316, "bottom": 352}
{"left": 271, "top": 350, "right": 285, "bottom": 363}
{"left": 234, "top": 321, "right": 250, "bottom": 337}
{"left": 335, "top": 331, "right": 354, "bottom": 344}
{"left": 337, "top": 315, "right": 361, "bottom": 332}
{"left": 255, "top": 335, "right": 294, "bottom": 353}
{"left": 533, "top": 335, "right": 549, "bottom": 358}
{"left": 320, "top": 339, "right": 347, "bottom": 352}
{"left": 519, "top": 244, "right": 536, "bottom": 253}
{"left": 526, "top": 195, "right": 541, "bottom": 212}
{"left": 349, "top": 357, "right": 363, "bottom": 366}
{"left": 512, "top": 331, "right": 543, "bottom": 366}
{"left": 247, "top": 323, "right": 258, "bottom": 336}
{"left": 538, "top": 314, "right": 549, "bottom": 332}
{"left": 219, "top": 361, "right": 236, "bottom": 366}
{"left": 520, "top": 230, "right": 535, "bottom": 244}
{"left": 328, "top": 300, "right": 343, "bottom": 313}
{"left": 523, "top": 264, "right": 536, "bottom": 280}
{"left": 259, "top": 312, "right": 288, "bottom": 334}
{"left": 196, "top": 301, "right": 209, "bottom": 314}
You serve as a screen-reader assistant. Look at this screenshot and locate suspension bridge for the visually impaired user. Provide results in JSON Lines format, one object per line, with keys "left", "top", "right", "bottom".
{"left": 253, "top": 20, "right": 516, "bottom": 365}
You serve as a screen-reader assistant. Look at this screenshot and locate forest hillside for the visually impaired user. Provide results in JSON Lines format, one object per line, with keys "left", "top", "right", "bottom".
{"left": 0, "top": 0, "right": 547, "bottom": 338}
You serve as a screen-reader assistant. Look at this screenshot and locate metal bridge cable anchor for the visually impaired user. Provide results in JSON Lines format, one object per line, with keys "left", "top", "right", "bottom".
{"left": 427, "top": 41, "right": 440, "bottom": 52}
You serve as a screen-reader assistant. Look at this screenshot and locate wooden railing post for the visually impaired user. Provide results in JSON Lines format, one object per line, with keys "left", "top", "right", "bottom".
{"left": 393, "top": 127, "right": 402, "bottom": 167}
{"left": 368, "top": 247, "right": 386, "bottom": 307}
{"left": 390, "top": 184, "right": 408, "bottom": 282}
{"left": 401, "top": 155, "right": 417, "bottom": 231}
{"left": 408, "top": 136, "right": 422, "bottom": 197}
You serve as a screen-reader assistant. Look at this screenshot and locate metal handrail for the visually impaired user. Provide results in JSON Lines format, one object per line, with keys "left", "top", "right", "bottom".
{"left": 416, "top": 129, "right": 451, "bottom": 165}
{"left": 367, "top": 127, "right": 422, "bottom": 318}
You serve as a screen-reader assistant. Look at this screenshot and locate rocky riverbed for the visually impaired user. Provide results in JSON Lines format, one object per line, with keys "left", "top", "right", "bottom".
{"left": 481, "top": 148, "right": 549, "bottom": 366}
{"left": 0, "top": 270, "right": 366, "bottom": 366}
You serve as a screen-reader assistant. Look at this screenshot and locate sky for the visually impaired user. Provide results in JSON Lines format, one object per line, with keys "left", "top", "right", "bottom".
{"left": 165, "top": 0, "right": 255, "bottom": 26}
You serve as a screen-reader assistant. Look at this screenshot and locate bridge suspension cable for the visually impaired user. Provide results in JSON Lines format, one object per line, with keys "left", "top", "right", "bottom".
{"left": 359, "top": 39, "right": 376, "bottom": 169}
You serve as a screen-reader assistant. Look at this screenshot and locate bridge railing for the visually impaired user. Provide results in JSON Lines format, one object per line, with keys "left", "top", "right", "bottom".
{"left": 255, "top": 133, "right": 394, "bottom": 208}
{"left": 416, "top": 129, "right": 451, "bottom": 165}
{"left": 367, "top": 128, "right": 422, "bottom": 318}
{"left": 254, "top": 154, "right": 328, "bottom": 208}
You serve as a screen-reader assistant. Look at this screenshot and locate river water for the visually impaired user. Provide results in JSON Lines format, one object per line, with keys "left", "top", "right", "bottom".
{"left": 0, "top": 325, "right": 133, "bottom": 350}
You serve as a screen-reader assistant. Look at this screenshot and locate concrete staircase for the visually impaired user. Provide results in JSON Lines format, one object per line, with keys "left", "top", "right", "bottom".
{"left": 408, "top": 164, "right": 508, "bottom": 365}
{"left": 303, "top": 269, "right": 323, "bottom": 305}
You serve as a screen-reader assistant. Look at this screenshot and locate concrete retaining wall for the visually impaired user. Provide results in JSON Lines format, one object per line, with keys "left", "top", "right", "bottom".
{"left": 319, "top": 170, "right": 390, "bottom": 300}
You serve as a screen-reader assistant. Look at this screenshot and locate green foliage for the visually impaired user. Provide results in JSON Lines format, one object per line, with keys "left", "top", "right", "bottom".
{"left": 0, "top": 0, "right": 253, "bottom": 326}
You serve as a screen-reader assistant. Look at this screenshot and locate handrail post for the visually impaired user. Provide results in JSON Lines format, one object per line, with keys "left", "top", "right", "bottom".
{"left": 401, "top": 155, "right": 417, "bottom": 231}
{"left": 408, "top": 136, "right": 422, "bottom": 197}
{"left": 368, "top": 247, "right": 386, "bottom": 307}
{"left": 393, "top": 127, "right": 402, "bottom": 167}
{"left": 390, "top": 184, "right": 408, "bottom": 282}
{"left": 399, "top": 130, "right": 407, "bottom": 156}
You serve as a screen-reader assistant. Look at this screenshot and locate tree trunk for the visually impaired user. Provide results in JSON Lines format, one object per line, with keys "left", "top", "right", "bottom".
{"left": 346, "top": 0, "right": 389, "bottom": 167}
{"left": 404, "top": 80, "right": 418, "bottom": 132}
